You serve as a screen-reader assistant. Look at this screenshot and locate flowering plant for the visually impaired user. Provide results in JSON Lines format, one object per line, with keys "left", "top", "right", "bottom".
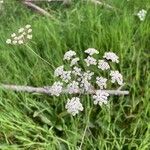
{"left": 6, "top": 24, "right": 32, "bottom": 45}
{"left": 137, "top": 9, "right": 147, "bottom": 21}
{"left": 50, "top": 48, "right": 126, "bottom": 116}
{"left": 5, "top": 25, "right": 128, "bottom": 116}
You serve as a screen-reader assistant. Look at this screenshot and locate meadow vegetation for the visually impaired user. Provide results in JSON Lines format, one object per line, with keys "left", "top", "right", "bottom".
{"left": 0, "top": 0, "right": 150, "bottom": 149}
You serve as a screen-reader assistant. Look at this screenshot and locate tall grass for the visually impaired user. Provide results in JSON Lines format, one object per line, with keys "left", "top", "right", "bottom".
{"left": 0, "top": 0, "right": 150, "bottom": 149}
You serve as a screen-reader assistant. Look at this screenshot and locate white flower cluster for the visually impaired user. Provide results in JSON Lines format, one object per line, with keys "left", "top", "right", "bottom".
{"left": 137, "top": 9, "right": 147, "bottom": 21}
{"left": 54, "top": 65, "right": 64, "bottom": 77}
{"left": 103, "top": 52, "right": 119, "bottom": 63}
{"left": 54, "top": 66, "right": 71, "bottom": 83}
{"left": 6, "top": 24, "right": 32, "bottom": 45}
{"left": 52, "top": 49, "right": 124, "bottom": 115}
{"left": 63, "top": 50, "right": 80, "bottom": 67}
{"left": 65, "top": 97, "right": 83, "bottom": 116}
{"left": 50, "top": 82, "right": 63, "bottom": 96}
{"left": 84, "top": 48, "right": 99, "bottom": 66}
{"left": 85, "top": 48, "right": 99, "bottom": 55}
{"left": 96, "top": 77, "right": 107, "bottom": 89}
{"left": 93, "top": 90, "right": 109, "bottom": 106}
{"left": 60, "top": 71, "right": 72, "bottom": 83}
{"left": 0, "top": 0, "right": 3, "bottom": 7}
{"left": 84, "top": 56, "right": 97, "bottom": 66}
{"left": 98, "top": 60, "right": 110, "bottom": 70}
{"left": 72, "top": 66, "right": 82, "bottom": 76}
{"left": 63, "top": 50, "right": 76, "bottom": 60}
{"left": 67, "top": 81, "right": 79, "bottom": 94}
{"left": 110, "top": 70, "right": 123, "bottom": 85}
{"left": 79, "top": 72, "right": 94, "bottom": 92}
{"left": 70, "top": 57, "right": 79, "bottom": 66}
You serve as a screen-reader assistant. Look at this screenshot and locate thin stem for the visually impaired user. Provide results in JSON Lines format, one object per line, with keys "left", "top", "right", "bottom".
{"left": 78, "top": 124, "right": 88, "bottom": 150}
{"left": 25, "top": 44, "right": 55, "bottom": 69}
{"left": 78, "top": 108, "right": 92, "bottom": 150}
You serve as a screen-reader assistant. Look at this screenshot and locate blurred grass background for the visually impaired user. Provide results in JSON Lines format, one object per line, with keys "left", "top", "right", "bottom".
{"left": 0, "top": 0, "right": 150, "bottom": 149}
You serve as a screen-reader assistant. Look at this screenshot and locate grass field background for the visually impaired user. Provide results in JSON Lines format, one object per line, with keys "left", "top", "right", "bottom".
{"left": 0, "top": 0, "right": 150, "bottom": 149}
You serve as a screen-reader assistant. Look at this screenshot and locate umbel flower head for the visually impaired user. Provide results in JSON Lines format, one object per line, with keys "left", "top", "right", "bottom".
{"left": 85, "top": 48, "right": 99, "bottom": 55}
{"left": 50, "top": 48, "right": 125, "bottom": 116}
{"left": 50, "top": 81, "right": 63, "bottom": 96}
{"left": 137, "top": 9, "right": 147, "bottom": 21}
{"left": 65, "top": 97, "right": 83, "bottom": 116}
{"left": 93, "top": 90, "right": 109, "bottom": 106}
{"left": 6, "top": 24, "right": 32, "bottom": 45}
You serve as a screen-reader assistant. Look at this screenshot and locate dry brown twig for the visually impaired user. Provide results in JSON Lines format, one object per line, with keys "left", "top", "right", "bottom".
{"left": 25, "top": 0, "right": 71, "bottom": 6}
{"left": 23, "top": 0, "right": 71, "bottom": 17}
{"left": 90, "top": 0, "right": 114, "bottom": 10}
{"left": 0, "top": 84, "right": 129, "bottom": 95}
{"left": 23, "top": 1, "right": 51, "bottom": 17}
{"left": 23, "top": 0, "right": 114, "bottom": 18}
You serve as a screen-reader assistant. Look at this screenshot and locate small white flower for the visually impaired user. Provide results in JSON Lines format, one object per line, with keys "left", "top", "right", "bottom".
{"left": 93, "top": 90, "right": 109, "bottom": 106}
{"left": 50, "top": 82, "right": 63, "bottom": 96}
{"left": 17, "top": 35, "right": 24, "bottom": 40}
{"left": 6, "top": 25, "right": 32, "bottom": 46}
{"left": 96, "top": 77, "right": 107, "bottom": 89}
{"left": 80, "top": 79, "right": 92, "bottom": 92}
{"left": 72, "top": 66, "right": 82, "bottom": 76}
{"left": 54, "top": 65, "right": 64, "bottom": 77}
{"left": 137, "top": 9, "right": 147, "bottom": 21}
{"left": 22, "top": 32, "right": 26, "bottom": 36}
{"left": 6, "top": 39, "right": 11, "bottom": 44}
{"left": 18, "top": 28, "right": 24, "bottom": 33}
{"left": 18, "top": 40, "right": 24, "bottom": 44}
{"left": 11, "top": 33, "right": 16, "bottom": 38}
{"left": 110, "top": 70, "right": 123, "bottom": 85}
{"left": 25, "top": 24, "right": 31, "bottom": 29}
{"left": 84, "top": 48, "right": 99, "bottom": 55}
{"left": 63, "top": 50, "right": 76, "bottom": 60}
{"left": 70, "top": 57, "right": 79, "bottom": 66}
{"left": 60, "top": 71, "right": 71, "bottom": 83}
{"left": 27, "top": 29, "right": 32, "bottom": 33}
{"left": 103, "top": 52, "right": 119, "bottom": 63}
{"left": 79, "top": 71, "right": 94, "bottom": 91}
{"left": 82, "top": 70, "right": 94, "bottom": 81}
{"left": 67, "top": 81, "right": 79, "bottom": 94}
{"left": 0, "top": 0, "right": 3, "bottom": 3}
{"left": 14, "top": 36, "right": 18, "bottom": 40}
{"left": 98, "top": 60, "right": 110, "bottom": 70}
{"left": 65, "top": 97, "right": 83, "bottom": 116}
{"left": 12, "top": 40, "right": 17, "bottom": 44}
{"left": 27, "top": 34, "right": 32, "bottom": 39}
{"left": 84, "top": 56, "right": 97, "bottom": 66}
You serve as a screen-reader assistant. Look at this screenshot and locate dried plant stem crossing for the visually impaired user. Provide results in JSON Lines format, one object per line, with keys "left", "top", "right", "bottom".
{"left": 23, "top": 1, "right": 51, "bottom": 17}
{"left": 0, "top": 84, "right": 129, "bottom": 95}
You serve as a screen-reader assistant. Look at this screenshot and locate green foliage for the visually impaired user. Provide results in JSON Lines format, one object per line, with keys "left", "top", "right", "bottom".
{"left": 0, "top": 0, "right": 150, "bottom": 149}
